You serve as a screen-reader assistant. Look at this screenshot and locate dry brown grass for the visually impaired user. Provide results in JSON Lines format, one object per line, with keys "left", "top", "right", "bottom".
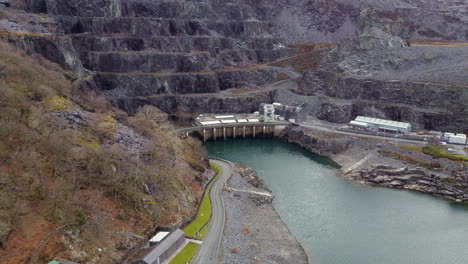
{"left": 249, "top": 241, "right": 257, "bottom": 248}
{"left": 276, "top": 72, "right": 289, "bottom": 81}
{"left": 0, "top": 29, "right": 49, "bottom": 37}
{"left": 288, "top": 43, "right": 336, "bottom": 53}
{"left": 267, "top": 49, "right": 325, "bottom": 73}
{"left": 0, "top": 40, "right": 208, "bottom": 263}
{"left": 231, "top": 246, "right": 239, "bottom": 253}
{"left": 242, "top": 224, "right": 250, "bottom": 235}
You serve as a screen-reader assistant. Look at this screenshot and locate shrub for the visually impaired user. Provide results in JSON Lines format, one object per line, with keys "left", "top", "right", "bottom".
{"left": 75, "top": 210, "right": 87, "bottom": 226}
{"left": 231, "top": 246, "right": 239, "bottom": 254}
{"left": 32, "top": 184, "right": 46, "bottom": 200}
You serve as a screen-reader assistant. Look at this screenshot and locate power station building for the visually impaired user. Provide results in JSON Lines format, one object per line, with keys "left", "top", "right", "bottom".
{"left": 259, "top": 102, "right": 307, "bottom": 123}
{"left": 349, "top": 116, "right": 412, "bottom": 134}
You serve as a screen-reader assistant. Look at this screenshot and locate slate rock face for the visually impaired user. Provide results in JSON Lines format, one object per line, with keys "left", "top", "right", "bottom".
{"left": 321, "top": 10, "right": 409, "bottom": 74}
{"left": 44, "top": 0, "right": 292, "bottom": 91}
{"left": 297, "top": 10, "right": 468, "bottom": 132}
{"left": 351, "top": 165, "right": 468, "bottom": 203}
{"left": 282, "top": 126, "right": 351, "bottom": 156}
{"left": 3, "top": 0, "right": 292, "bottom": 115}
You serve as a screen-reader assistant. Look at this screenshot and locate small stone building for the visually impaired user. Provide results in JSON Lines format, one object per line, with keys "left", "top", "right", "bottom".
{"left": 131, "top": 229, "right": 185, "bottom": 264}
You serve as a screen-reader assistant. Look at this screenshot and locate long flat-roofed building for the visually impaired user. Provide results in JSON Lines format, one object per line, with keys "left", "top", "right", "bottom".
{"left": 131, "top": 229, "right": 185, "bottom": 264}
{"left": 349, "top": 116, "right": 412, "bottom": 134}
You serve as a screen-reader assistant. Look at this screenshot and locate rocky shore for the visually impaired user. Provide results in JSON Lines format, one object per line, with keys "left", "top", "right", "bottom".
{"left": 348, "top": 165, "right": 468, "bottom": 203}
{"left": 282, "top": 125, "right": 468, "bottom": 204}
{"left": 220, "top": 165, "right": 308, "bottom": 264}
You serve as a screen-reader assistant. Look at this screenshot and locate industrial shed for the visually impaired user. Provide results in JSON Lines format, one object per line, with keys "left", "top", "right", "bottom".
{"left": 350, "top": 116, "right": 412, "bottom": 134}
{"left": 131, "top": 229, "right": 185, "bottom": 264}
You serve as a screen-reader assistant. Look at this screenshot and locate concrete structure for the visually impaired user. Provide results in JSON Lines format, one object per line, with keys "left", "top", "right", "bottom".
{"left": 263, "top": 104, "right": 275, "bottom": 122}
{"left": 349, "top": 116, "right": 412, "bottom": 134}
{"left": 259, "top": 103, "right": 307, "bottom": 123}
{"left": 187, "top": 113, "right": 290, "bottom": 142}
{"left": 131, "top": 229, "right": 185, "bottom": 264}
{"left": 195, "top": 121, "right": 289, "bottom": 142}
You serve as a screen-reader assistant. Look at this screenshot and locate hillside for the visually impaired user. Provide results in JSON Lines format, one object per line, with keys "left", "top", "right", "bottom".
{"left": 0, "top": 40, "right": 210, "bottom": 263}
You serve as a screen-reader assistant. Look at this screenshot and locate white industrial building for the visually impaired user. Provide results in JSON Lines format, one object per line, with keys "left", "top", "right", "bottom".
{"left": 443, "top": 133, "right": 467, "bottom": 145}
{"left": 349, "top": 116, "right": 412, "bottom": 134}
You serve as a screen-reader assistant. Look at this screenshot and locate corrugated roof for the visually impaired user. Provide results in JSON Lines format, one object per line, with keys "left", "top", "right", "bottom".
{"left": 137, "top": 229, "right": 185, "bottom": 264}
{"left": 350, "top": 120, "right": 370, "bottom": 127}
{"left": 355, "top": 116, "right": 410, "bottom": 129}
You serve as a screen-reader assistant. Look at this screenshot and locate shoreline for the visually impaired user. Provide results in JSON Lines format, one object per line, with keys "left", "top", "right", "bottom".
{"left": 213, "top": 124, "right": 466, "bottom": 263}
{"left": 283, "top": 125, "right": 468, "bottom": 204}
{"left": 219, "top": 164, "right": 309, "bottom": 264}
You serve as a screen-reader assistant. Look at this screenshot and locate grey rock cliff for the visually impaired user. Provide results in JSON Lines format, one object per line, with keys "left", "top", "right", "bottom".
{"left": 1, "top": 0, "right": 292, "bottom": 115}
{"left": 282, "top": 126, "right": 351, "bottom": 156}
{"left": 298, "top": 12, "right": 468, "bottom": 132}
{"left": 350, "top": 165, "right": 468, "bottom": 202}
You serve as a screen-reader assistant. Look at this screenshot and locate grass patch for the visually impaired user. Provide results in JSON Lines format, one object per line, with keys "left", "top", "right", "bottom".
{"left": 183, "top": 161, "right": 221, "bottom": 238}
{"left": 423, "top": 145, "right": 468, "bottom": 162}
{"left": 378, "top": 150, "right": 441, "bottom": 169}
{"left": 44, "top": 95, "right": 74, "bottom": 111}
{"left": 400, "top": 145, "right": 423, "bottom": 152}
{"left": 194, "top": 220, "right": 211, "bottom": 240}
{"left": 98, "top": 114, "right": 117, "bottom": 132}
{"left": 75, "top": 133, "right": 100, "bottom": 150}
{"left": 169, "top": 242, "right": 200, "bottom": 264}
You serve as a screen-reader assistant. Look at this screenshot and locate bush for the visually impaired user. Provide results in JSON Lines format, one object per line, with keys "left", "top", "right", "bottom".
{"left": 75, "top": 210, "right": 87, "bottom": 226}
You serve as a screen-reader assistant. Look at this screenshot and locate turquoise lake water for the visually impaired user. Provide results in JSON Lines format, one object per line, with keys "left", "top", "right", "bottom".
{"left": 206, "top": 139, "right": 468, "bottom": 264}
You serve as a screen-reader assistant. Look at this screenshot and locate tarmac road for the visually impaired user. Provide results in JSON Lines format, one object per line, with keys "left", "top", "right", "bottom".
{"left": 192, "top": 158, "right": 233, "bottom": 264}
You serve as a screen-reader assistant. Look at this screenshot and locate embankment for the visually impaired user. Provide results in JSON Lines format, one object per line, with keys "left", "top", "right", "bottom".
{"left": 220, "top": 165, "right": 308, "bottom": 264}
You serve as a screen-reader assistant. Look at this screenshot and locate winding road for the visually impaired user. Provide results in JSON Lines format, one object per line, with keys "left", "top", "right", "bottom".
{"left": 192, "top": 158, "right": 233, "bottom": 264}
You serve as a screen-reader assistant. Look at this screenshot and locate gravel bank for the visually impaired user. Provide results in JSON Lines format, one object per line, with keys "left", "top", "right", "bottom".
{"left": 220, "top": 166, "right": 308, "bottom": 264}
